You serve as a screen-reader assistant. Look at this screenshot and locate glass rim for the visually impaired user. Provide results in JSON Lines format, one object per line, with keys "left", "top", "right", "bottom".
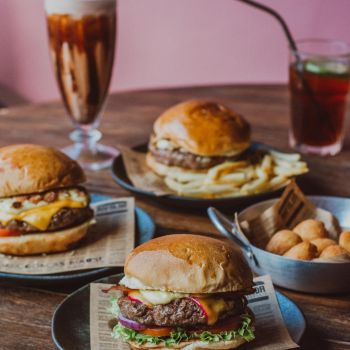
{"left": 45, "top": 0, "right": 116, "bottom": 2}
{"left": 291, "top": 38, "right": 350, "bottom": 59}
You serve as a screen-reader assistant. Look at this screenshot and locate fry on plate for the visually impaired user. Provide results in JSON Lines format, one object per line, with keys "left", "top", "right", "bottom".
{"left": 162, "top": 150, "right": 308, "bottom": 198}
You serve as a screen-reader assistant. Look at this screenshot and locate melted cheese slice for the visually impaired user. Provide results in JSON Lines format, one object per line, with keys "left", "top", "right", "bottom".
{"left": 128, "top": 291, "right": 153, "bottom": 306}
{"left": 139, "top": 290, "right": 187, "bottom": 305}
{"left": 0, "top": 199, "right": 86, "bottom": 231}
{"left": 195, "top": 297, "right": 230, "bottom": 325}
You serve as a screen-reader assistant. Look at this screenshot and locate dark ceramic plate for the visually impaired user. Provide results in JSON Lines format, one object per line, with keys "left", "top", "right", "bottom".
{"left": 52, "top": 273, "right": 306, "bottom": 350}
{"left": 0, "top": 194, "right": 155, "bottom": 287}
{"left": 112, "top": 143, "right": 300, "bottom": 210}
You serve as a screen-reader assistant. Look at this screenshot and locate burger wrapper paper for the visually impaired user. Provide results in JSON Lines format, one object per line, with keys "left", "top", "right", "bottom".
{"left": 90, "top": 275, "right": 299, "bottom": 350}
{"left": 0, "top": 197, "right": 135, "bottom": 274}
{"left": 121, "top": 147, "right": 175, "bottom": 196}
{"left": 239, "top": 181, "right": 350, "bottom": 262}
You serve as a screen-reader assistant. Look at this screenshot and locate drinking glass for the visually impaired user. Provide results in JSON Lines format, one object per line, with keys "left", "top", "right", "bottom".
{"left": 289, "top": 39, "right": 350, "bottom": 156}
{"left": 45, "top": 0, "right": 118, "bottom": 170}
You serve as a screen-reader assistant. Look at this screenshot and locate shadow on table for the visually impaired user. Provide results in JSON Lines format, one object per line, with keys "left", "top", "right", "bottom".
{"left": 300, "top": 327, "right": 344, "bottom": 350}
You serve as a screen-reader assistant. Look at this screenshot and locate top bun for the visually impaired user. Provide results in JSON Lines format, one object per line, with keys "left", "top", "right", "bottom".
{"left": 123, "top": 234, "right": 253, "bottom": 294}
{"left": 153, "top": 100, "right": 251, "bottom": 157}
{"left": 0, "top": 144, "right": 85, "bottom": 198}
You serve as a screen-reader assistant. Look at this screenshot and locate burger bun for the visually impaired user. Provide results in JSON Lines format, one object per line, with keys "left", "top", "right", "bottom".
{"left": 129, "top": 337, "right": 247, "bottom": 349}
{"left": 0, "top": 220, "right": 92, "bottom": 255}
{"left": 123, "top": 234, "right": 253, "bottom": 294}
{"left": 152, "top": 100, "right": 251, "bottom": 157}
{"left": 0, "top": 144, "right": 85, "bottom": 198}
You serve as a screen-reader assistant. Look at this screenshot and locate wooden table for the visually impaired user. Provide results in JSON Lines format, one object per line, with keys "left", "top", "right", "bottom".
{"left": 0, "top": 85, "right": 349, "bottom": 350}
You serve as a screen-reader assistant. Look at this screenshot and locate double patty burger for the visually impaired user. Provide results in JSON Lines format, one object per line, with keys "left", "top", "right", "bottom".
{"left": 0, "top": 144, "right": 93, "bottom": 255}
{"left": 146, "top": 100, "right": 251, "bottom": 173}
{"left": 109, "top": 234, "right": 255, "bottom": 349}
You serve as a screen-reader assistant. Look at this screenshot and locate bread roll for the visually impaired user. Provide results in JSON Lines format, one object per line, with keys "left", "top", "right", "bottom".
{"left": 293, "top": 219, "right": 328, "bottom": 241}
{"left": 339, "top": 231, "right": 350, "bottom": 254}
{"left": 0, "top": 144, "right": 85, "bottom": 198}
{"left": 319, "top": 244, "right": 347, "bottom": 259}
{"left": 129, "top": 337, "right": 247, "bottom": 349}
{"left": 123, "top": 234, "right": 253, "bottom": 293}
{"left": 311, "top": 238, "right": 337, "bottom": 256}
{"left": 152, "top": 100, "right": 251, "bottom": 157}
{"left": 0, "top": 221, "right": 91, "bottom": 255}
{"left": 283, "top": 241, "right": 318, "bottom": 260}
{"left": 265, "top": 230, "right": 302, "bottom": 255}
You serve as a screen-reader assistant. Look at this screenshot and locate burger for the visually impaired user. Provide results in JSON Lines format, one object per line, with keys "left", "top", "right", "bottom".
{"left": 108, "top": 234, "right": 255, "bottom": 349}
{"left": 146, "top": 100, "right": 251, "bottom": 174}
{"left": 0, "top": 144, "right": 94, "bottom": 255}
{"left": 145, "top": 100, "right": 308, "bottom": 198}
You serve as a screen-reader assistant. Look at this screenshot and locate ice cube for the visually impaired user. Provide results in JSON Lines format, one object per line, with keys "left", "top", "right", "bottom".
{"left": 305, "top": 60, "right": 348, "bottom": 75}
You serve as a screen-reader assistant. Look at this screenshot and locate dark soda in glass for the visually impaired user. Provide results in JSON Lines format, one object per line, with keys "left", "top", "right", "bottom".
{"left": 289, "top": 40, "right": 350, "bottom": 155}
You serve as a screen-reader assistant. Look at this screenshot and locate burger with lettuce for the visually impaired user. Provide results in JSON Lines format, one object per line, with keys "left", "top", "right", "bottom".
{"left": 108, "top": 234, "right": 255, "bottom": 349}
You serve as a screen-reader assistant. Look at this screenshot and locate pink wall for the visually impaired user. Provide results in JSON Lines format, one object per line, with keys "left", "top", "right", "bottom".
{"left": 0, "top": 0, "right": 350, "bottom": 103}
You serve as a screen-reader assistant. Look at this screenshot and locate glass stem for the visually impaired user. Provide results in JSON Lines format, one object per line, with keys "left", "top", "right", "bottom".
{"left": 70, "top": 127, "right": 102, "bottom": 155}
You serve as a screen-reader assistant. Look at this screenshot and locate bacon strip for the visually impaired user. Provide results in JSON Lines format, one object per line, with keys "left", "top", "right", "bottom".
{"left": 102, "top": 285, "right": 134, "bottom": 294}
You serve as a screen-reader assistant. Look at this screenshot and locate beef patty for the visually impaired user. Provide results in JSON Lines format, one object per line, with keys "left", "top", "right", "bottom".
{"left": 149, "top": 143, "right": 263, "bottom": 170}
{"left": 149, "top": 144, "right": 234, "bottom": 170}
{"left": 118, "top": 296, "right": 246, "bottom": 327}
{"left": 0, "top": 207, "right": 93, "bottom": 234}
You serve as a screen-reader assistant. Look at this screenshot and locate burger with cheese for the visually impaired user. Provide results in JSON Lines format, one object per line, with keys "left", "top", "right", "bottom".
{"left": 146, "top": 99, "right": 251, "bottom": 175}
{"left": 108, "top": 234, "right": 255, "bottom": 349}
{"left": 0, "top": 144, "right": 94, "bottom": 255}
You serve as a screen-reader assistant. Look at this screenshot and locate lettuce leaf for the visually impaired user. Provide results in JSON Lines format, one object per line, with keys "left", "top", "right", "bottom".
{"left": 110, "top": 297, "right": 121, "bottom": 318}
{"left": 112, "top": 314, "right": 255, "bottom": 347}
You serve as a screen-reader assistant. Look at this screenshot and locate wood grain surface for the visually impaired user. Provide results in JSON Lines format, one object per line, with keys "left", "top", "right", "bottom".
{"left": 0, "top": 85, "right": 349, "bottom": 350}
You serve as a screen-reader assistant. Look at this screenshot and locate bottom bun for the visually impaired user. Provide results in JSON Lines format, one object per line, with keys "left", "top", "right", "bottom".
{"left": 129, "top": 337, "right": 246, "bottom": 350}
{"left": 0, "top": 220, "right": 92, "bottom": 255}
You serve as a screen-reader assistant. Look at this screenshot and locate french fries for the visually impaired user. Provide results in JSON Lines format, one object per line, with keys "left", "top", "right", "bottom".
{"left": 163, "top": 150, "right": 308, "bottom": 198}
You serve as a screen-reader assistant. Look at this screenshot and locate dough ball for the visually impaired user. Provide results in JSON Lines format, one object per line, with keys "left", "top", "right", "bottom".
{"left": 311, "top": 238, "right": 337, "bottom": 256}
{"left": 319, "top": 244, "right": 347, "bottom": 259}
{"left": 265, "top": 230, "right": 302, "bottom": 255}
{"left": 293, "top": 219, "right": 328, "bottom": 241}
{"left": 339, "top": 231, "right": 350, "bottom": 254}
{"left": 283, "top": 241, "right": 318, "bottom": 260}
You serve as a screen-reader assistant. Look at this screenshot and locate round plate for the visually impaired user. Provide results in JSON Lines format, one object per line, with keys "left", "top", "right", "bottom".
{"left": 52, "top": 274, "right": 306, "bottom": 350}
{"left": 0, "top": 194, "right": 155, "bottom": 287}
{"left": 112, "top": 143, "right": 299, "bottom": 210}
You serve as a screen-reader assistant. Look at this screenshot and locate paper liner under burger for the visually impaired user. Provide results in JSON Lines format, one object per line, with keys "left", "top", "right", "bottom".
{"left": 90, "top": 275, "right": 299, "bottom": 350}
{"left": 0, "top": 198, "right": 135, "bottom": 275}
{"left": 239, "top": 181, "right": 349, "bottom": 263}
{"left": 121, "top": 147, "right": 173, "bottom": 196}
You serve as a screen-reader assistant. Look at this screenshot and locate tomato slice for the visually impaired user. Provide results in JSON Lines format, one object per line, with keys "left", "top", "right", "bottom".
{"left": 141, "top": 327, "right": 173, "bottom": 337}
{"left": 0, "top": 229, "right": 22, "bottom": 237}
